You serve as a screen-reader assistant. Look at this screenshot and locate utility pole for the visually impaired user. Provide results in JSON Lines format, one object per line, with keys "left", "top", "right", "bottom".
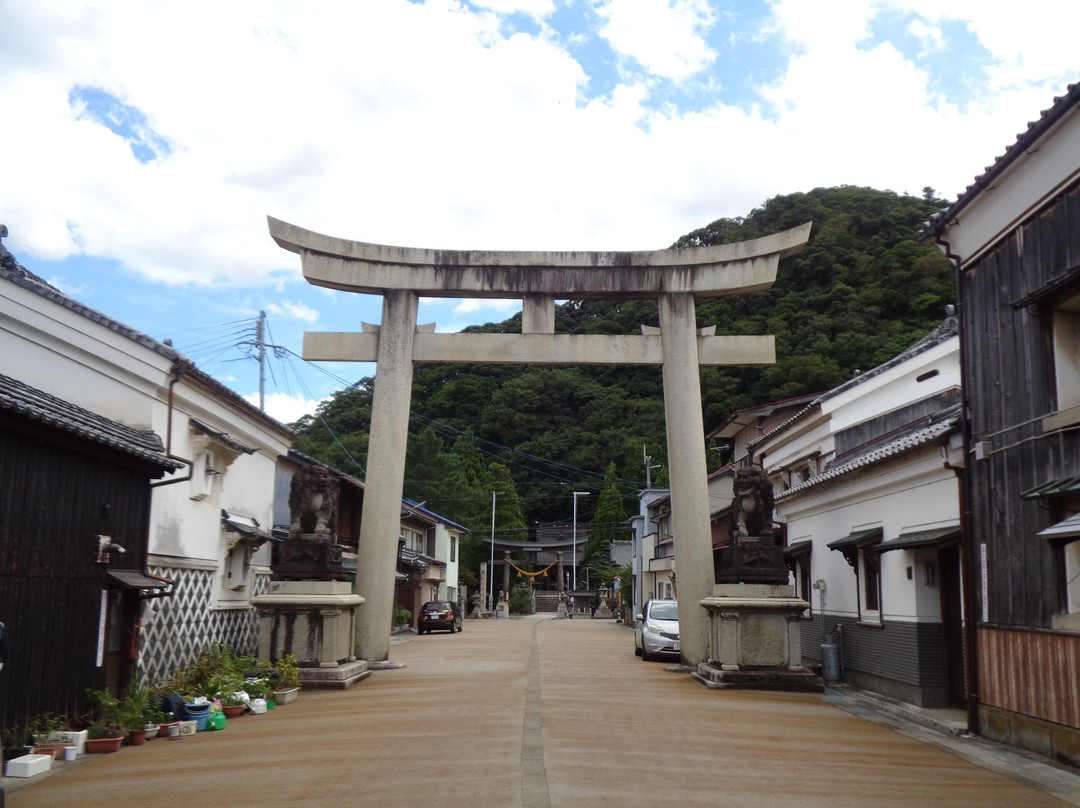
{"left": 257, "top": 310, "right": 266, "bottom": 412}
{"left": 643, "top": 444, "right": 661, "bottom": 489}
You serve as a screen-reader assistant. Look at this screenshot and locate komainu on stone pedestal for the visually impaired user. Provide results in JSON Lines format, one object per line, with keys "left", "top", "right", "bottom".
{"left": 288, "top": 464, "right": 338, "bottom": 537}
{"left": 730, "top": 465, "right": 774, "bottom": 538}
{"left": 716, "top": 465, "right": 786, "bottom": 585}
{"left": 274, "top": 464, "right": 347, "bottom": 581}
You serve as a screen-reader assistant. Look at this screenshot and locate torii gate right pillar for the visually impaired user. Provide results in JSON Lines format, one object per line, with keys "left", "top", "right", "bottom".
{"left": 659, "top": 292, "right": 714, "bottom": 664}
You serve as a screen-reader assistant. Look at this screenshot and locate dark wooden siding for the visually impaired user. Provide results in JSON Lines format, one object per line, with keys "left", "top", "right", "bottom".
{"left": 0, "top": 423, "right": 154, "bottom": 731}
{"left": 961, "top": 180, "right": 1080, "bottom": 629}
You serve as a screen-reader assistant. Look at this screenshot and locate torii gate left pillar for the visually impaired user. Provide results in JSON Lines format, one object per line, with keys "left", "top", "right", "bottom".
{"left": 269, "top": 217, "right": 810, "bottom": 664}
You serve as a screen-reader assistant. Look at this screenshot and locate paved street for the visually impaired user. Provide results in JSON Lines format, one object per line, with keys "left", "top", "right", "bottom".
{"left": 6, "top": 614, "right": 1080, "bottom": 807}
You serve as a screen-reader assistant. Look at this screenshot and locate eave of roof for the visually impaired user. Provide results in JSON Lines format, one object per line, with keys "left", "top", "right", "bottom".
{"left": 0, "top": 372, "right": 183, "bottom": 470}
{"left": 776, "top": 405, "right": 961, "bottom": 501}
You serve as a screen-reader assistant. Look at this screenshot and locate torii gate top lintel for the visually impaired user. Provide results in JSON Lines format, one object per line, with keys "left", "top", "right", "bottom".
{"left": 267, "top": 216, "right": 811, "bottom": 300}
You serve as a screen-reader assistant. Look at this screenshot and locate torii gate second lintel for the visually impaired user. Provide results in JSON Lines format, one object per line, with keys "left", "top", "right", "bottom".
{"left": 268, "top": 216, "right": 811, "bottom": 666}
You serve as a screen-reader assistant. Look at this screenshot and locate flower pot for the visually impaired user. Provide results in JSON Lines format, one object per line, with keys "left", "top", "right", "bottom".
{"left": 221, "top": 704, "right": 245, "bottom": 719}
{"left": 273, "top": 687, "right": 299, "bottom": 705}
{"left": 127, "top": 729, "right": 147, "bottom": 746}
{"left": 85, "top": 736, "right": 123, "bottom": 753}
{"left": 143, "top": 725, "right": 160, "bottom": 741}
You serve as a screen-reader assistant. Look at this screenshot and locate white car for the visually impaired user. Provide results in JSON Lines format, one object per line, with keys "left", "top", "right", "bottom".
{"left": 634, "top": 599, "right": 680, "bottom": 661}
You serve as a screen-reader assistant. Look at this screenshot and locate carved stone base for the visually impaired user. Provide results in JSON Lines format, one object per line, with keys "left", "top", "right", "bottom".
{"left": 693, "top": 663, "right": 823, "bottom": 692}
{"left": 251, "top": 581, "right": 364, "bottom": 669}
{"left": 693, "top": 584, "right": 822, "bottom": 693}
{"left": 298, "top": 660, "right": 372, "bottom": 690}
{"left": 271, "top": 535, "right": 349, "bottom": 581}
{"left": 714, "top": 535, "right": 788, "bottom": 585}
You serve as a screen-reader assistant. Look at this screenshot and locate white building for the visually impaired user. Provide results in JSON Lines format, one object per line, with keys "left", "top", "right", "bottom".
{"left": 0, "top": 239, "right": 466, "bottom": 676}
{"left": 0, "top": 250, "right": 294, "bottom": 677}
{"left": 750, "top": 317, "right": 964, "bottom": 708}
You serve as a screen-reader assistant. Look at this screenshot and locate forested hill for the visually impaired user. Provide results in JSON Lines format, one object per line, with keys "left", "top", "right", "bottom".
{"left": 292, "top": 186, "right": 954, "bottom": 532}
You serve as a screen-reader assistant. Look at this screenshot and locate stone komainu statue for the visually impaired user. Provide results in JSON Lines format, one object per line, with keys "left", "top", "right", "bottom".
{"left": 730, "top": 465, "right": 775, "bottom": 538}
{"left": 289, "top": 465, "right": 338, "bottom": 537}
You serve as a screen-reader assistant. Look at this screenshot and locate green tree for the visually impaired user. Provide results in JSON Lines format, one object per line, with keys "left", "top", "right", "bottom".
{"left": 583, "top": 463, "right": 629, "bottom": 579}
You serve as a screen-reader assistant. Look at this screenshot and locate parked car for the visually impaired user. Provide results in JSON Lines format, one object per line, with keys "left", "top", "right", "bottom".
{"left": 634, "top": 599, "right": 679, "bottom": 660}
{"left": 418, "top": 601, "right": 462, "bottom": 634}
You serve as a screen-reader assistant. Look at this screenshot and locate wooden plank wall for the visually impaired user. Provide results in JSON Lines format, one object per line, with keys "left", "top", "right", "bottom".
{"left": 961, "top": 182, "right": 1080, "bottom": 628}
{"left": 0, "top": 425, "right": 153, "bottom": 731}
{"left": 979, "top": 625, "right": 1080, "bottom": 728}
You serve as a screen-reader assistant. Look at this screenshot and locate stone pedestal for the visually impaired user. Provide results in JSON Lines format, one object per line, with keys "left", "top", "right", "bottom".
{"left": 692, "top": 584, "right": 822, "bottom": 692}
{"left": 251, "top": 581, "right": 372, "bottom": 689}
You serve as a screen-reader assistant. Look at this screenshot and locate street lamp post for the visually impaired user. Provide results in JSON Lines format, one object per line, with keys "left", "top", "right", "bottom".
{"left": 489, "top": 491, "right": 505, "bottom": 610}
{"left": 572, "top": 491, "right": 588, "bottom": 591}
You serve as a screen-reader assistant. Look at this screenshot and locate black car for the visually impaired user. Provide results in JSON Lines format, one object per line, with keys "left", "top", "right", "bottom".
{"left": 417, "top": 601, "right": 462, "bottom": 634}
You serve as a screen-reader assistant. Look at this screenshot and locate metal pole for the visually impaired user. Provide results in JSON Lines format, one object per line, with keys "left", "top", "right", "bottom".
{"left": 489, "top": 491, "right": 504, "bottom": 608}
{"left": 572, "top": 491, "right": 588, "bottom": 590}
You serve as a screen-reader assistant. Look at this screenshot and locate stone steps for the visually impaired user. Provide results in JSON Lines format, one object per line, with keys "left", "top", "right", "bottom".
{"left": 534, "top": 592, "right": 561, "bottom": 612}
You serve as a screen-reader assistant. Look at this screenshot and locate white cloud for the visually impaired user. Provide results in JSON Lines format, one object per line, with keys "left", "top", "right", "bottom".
{"left": 246, "top": 390, "right": 321, "bottom": 424}
{"left": 266, "top": 300, "right": 319, "bottom": 324}
{"left": 3, "top": 0, "right": 1079, "bottom": 304}
{"left": 594, "top": 0, "right": 717, "bottom": 82}
{"left": 470, "top": 0, "right": 556, "bottom": 19}
{"left": 454, "top": 298, "right": 521, "bottom": 316}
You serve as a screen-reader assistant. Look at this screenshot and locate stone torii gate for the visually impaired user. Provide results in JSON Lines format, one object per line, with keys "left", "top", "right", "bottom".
{"left": 268, "top": 216, "right": 811, "bottom": 666}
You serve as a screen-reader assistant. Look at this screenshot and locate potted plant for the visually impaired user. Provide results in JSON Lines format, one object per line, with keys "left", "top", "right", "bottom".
{"left": 142, "top": 695, "right": 168, "bottom": 740}
{"left": 85, "top": 689, "right": 126, "bottom": 752}
{"left": 2, "top": 723, "right": 33, "bottom": 761}
{"left": 85, "top": 722, "right": 124, "bottom": 753}
{"left": 115, "top": 682, "right": 151, "bottom": 745}
{"left": 242, "top": 676, "right": 272, "bottom": 712}
{"left": 28, "top": 713, "right": 68, "bottom": 759}
{"left": 218, "top": 692, "right": 246, "bottom": 719}
{"left": 270, "top": 654, "right": 300, "bottom": 704}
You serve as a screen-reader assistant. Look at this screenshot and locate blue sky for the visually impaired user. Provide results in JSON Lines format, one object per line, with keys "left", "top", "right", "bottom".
{"left": 2, "top": 0, "right": 1077, "bottom": 422}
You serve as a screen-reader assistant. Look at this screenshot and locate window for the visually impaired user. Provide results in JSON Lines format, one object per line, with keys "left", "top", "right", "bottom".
{"left": 192, "top": 448, "right": 218, "bottom": 501}
{"left": 1044, "top": 292, "right": 1080, "bottom": 431}
{"left": 450, "top": 536, "right": 457, "bottom": 563}
{"left": 861, "top": 548, "right": 882, "bottom": 619}
{"left": 827, "top": 527, "right": 883, "bottom": 623}
{"left": 400, "top": 526, "right": 424, "bottom": 553}
{"left": 1062, "top": 542, "right": 1080, "bottom": 619}
{"left": 1039, "top": 504, "right": 1080, "bottom": 629}
{"left": 222, "top": 544, "right": 250, "bottom": 593}
{"left": 798, "top": 558, "right": 812, "bottom": 612}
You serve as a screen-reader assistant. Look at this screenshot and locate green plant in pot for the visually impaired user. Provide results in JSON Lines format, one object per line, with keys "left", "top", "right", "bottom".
{"left": 2, "top": 723, "right": 32, "bottom": 761}
{"left": 85, "top": 689, "right": 127, "bottom": 751}
{"left": 27, "top": 713, "right": 66, "bottom": 745}
{"left": 273, "top": 654, "right": 300, "bottom": 690}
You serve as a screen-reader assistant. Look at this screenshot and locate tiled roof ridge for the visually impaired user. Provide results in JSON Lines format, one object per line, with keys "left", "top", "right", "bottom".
{"left": 0, "top": 371, "right": 183, "bottom": 470}
{"left": 748, "top": 315, "right": 959, "bottom": 452}
{"left": 776, "top": 404, "right": 961, "bottom": 501}
{"left": 923, "top": 81, "right": 1080, "bottom": 239}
